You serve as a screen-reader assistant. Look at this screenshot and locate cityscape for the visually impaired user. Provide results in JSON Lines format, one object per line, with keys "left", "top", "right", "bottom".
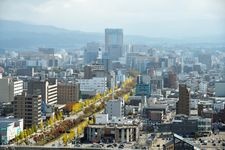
{"left": 0, "top": 0, "right": 225, "bottom": 150}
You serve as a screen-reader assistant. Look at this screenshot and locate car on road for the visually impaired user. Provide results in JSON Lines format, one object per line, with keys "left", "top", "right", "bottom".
{"left": 107, "top": 144, "right": 114, "bottom": 148}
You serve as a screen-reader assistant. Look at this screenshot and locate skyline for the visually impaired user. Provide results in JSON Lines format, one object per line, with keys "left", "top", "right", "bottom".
{"left": 1, "top": 1, "right": 225, "bottom": 149}
{"left": 0, "top": 0, "right": 225, "bottom": 39}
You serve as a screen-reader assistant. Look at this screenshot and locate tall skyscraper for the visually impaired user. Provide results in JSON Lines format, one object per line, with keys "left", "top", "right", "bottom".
{"left": 105, "top": 28, "right": 123, "bottom": 60}
{"left": 176, "top": 84, "right": 190, "bottom": 116}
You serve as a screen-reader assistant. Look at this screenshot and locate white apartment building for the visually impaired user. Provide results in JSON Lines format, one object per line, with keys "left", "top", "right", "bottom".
{"left": 0, "top": 78, "right": 23, "bottom": 103}
{"left": 0, "top": 117, "right": 23, "bottom": 144}
{"left": 47, "top": 82, "right": 58, "bottom": 105}
{"left": 77, "top": 77, "right": 107, "bottom": 94}
{"left": 105, "top": 98, "right": 125, "bottom": 120}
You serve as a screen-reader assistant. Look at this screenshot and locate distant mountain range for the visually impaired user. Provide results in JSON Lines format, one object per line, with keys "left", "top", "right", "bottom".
{"left": 0, "top": 20, "right": 224, "bottom": 50}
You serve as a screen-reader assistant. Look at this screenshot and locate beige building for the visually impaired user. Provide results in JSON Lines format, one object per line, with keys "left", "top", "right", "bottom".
{"left": 0, "top": 78, "right": 23, "bottom": 103}
{"left": 14, "top": 92, "right": 42, "bottom": 128}
{"left": 57, "top": 82, "right": 80, "bottom": 104}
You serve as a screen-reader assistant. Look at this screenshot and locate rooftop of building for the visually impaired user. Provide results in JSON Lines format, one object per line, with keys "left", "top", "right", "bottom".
{"left": 0, "top": 77, "right": 21, "bottom": 81}
{"left": 173, "top": 114, "right": 211, "bottom": 122}
{"left": 215, "top": 81, "right": 225, "bottom": 83}
{"left": 54, "top": 104, "right": 66, "bottom": 109}
{"left": 0, "top": 117, "right": 23, "bottom": 128}
{"left": 107, "top": 98, "right": 124, "bottom": 102}
{"left": 87, "top": 123, "right": 138, "bottom": 129}
{"left": 144, "top": 104, "right": 167, "bottom": 109}
{"left": 58, "top": 82, "right": 79, "bottom": 86}
{"left": 173, "top": 134, "right": 200, "bottom": 150}
{"left": 149, "top": 110, "right": 164, "bottom": 113}
{"left": 129, "top": 96, "right": 143, "bottom": 100}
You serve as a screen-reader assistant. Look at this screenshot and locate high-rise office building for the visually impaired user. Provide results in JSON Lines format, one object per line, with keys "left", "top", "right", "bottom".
{"left": 27, "top": 78, "right": 57, "bottom": 105}
{"left": 105, "top": 28, "right": 123, "bottom": 60}
{"left": 176, "top": 84, "right": 190, "bottom": 116}
{"left": 14, "top": 92, "right": 42, "bottom": 128}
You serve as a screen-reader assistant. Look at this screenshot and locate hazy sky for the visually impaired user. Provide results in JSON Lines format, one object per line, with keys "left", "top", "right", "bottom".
{"left": 0, "top": 0, "right": 225, "bottom": 38}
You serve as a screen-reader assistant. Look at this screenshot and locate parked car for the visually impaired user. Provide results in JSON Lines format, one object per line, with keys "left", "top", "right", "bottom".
{"left": 107, "top": 144, "right": 114, "bottom": 148}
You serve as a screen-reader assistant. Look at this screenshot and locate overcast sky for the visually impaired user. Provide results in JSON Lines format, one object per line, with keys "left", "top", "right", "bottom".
{"left": 0, "top": 0, "right": 225, "bottom": 38}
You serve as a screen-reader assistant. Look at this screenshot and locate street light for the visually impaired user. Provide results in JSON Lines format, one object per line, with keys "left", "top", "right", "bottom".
{"left": 94, "top": 131, "right": 98, "bottom": 143}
